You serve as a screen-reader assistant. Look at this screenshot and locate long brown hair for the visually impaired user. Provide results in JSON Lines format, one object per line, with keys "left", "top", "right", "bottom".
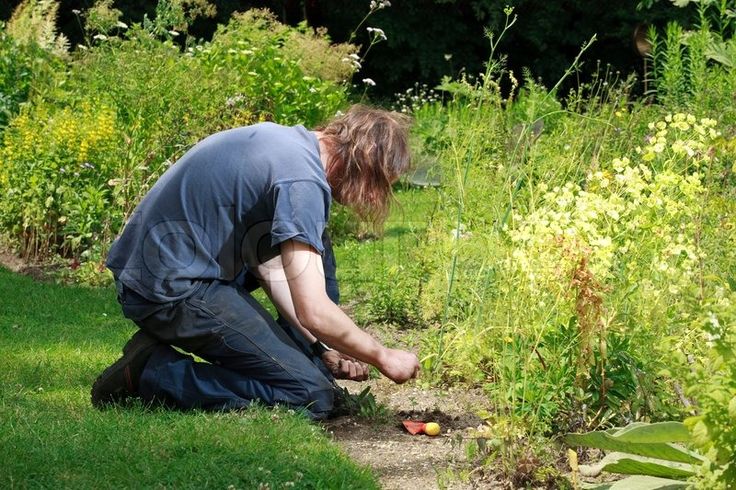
{"left": 317, "top": 105, "right": 412, "bottom": 224}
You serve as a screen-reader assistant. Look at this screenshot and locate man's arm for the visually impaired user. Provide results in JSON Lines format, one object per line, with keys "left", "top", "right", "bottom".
{"left": 274, "top": 239, "right": 419, "bottom": 383}
{"left": 253, "top": 255, "right": 318, "bottom": 343}
{"left": 254, "top": 254, "right": 369, "bottom": 381}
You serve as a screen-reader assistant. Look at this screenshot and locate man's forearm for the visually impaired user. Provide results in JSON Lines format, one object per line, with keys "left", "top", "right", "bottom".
{"left": 257, "top": 277, "right": 319, "bottom": 345}
{"left": 279, "top": 240, "right": 418, "bottom": 383}
{"left": 296, "top": 300, "right": 386, "bottom": 367}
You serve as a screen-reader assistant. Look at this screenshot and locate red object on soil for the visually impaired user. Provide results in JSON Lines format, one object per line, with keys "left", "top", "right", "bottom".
{"left": 402, "top": 420, "right": 427, "bottom": 435}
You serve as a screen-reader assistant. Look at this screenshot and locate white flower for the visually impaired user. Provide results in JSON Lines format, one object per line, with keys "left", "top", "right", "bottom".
{"left": 362, "top": 78, "right": 376, "bottom": 86}
{"left": 370, "top": 0, "right": 391, "bottom": 9}
{"left": 342, "top": 56, "right": 361, "bottom": 70}
{"left": 366, "top": 27, "right": 387, "bottom": 41}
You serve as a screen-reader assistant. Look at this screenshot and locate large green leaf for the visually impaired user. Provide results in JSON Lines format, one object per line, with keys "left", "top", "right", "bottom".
{"left": 582, "top": 475, "right": 689, "bottom": 489}
{"left": 580, "top": 452, "right": 696, "bottom": 479}
{"left": 612, "top": 422, "right": 691, "bottom": 444}
{"left": 564, "top": 423, "right": 702, "bottom": 464}
{"left": 706, "top": 39, "right": 736, "bottom": 68}
{"left": 602, "top": 457, "right": 695, "bottom": 478}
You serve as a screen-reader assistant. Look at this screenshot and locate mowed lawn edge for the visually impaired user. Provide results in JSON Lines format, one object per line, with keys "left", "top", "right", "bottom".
{"left": 0, "top": 267, "right": 378, "bottom": 489}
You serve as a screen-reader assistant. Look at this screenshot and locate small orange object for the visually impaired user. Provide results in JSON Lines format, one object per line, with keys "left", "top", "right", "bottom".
{"left": 402, "top": 420, "right": 426, "bottom": 435}
{"left": 402, "top": 420, "right": 440, "bottom": 436}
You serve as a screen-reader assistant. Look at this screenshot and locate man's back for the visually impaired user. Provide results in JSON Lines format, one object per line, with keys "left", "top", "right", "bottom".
{"left": 106, "top": 122, "right": 330, "bottom": 302}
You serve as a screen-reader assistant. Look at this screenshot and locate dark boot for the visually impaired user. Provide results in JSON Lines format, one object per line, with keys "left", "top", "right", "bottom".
{"left": 91, "top": 330, "right": 159, "bottom": 408}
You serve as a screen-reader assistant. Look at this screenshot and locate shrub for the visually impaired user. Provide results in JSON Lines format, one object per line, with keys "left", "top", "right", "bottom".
{"left": 647, "top": 0, "right": 736, "bottom": 126}
{"left": 0, "top": 100, "right": 118, "bottom": 259}
{"left": 5, "top": 0, "right": 69, "bottom": 57}
{"left": 0, "top": 23, "right": 60, "bottom": 129}
{"left": 0, "top": 3, "right": 354, "bottom": 269}
{"left": 201, "top": 9, "right": 352, "bottom": 125}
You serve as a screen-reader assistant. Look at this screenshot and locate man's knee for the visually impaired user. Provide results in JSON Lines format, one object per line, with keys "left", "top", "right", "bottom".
{"left": 296, "top": 376, "right": 334, "bottom": 419}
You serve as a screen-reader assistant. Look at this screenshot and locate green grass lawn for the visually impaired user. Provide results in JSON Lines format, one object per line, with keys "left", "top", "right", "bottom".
{"left": 0, "top": 267, "right": 377, "bottom": 489}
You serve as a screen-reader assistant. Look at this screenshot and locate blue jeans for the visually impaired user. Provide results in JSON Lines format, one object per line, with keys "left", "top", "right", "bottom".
{"left": 117, "top": 235, "right": 341, "bottom": 420}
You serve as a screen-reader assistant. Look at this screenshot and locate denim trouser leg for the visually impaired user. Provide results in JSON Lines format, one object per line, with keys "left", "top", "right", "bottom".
{"left": 120, "top": 280, "right": 335, "bottom": 419}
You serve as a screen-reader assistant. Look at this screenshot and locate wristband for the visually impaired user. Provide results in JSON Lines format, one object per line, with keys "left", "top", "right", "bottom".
{"left": 310, "top": 340, "right": 331, "bottom": 358}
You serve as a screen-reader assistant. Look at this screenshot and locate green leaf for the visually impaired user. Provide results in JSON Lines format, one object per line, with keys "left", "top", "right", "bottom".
{"left": 613, "top": 422, "right": 691, "bottom": 443}
{"left": 705, "top": 39, "right": 736, "bottom": 68}
{"left": 579, "top": 452, "right": 696, "bottom": 479}
{"left": 564, "top": 423, "right": 702, "bottom": 464}
{"left": 602, "top": 456, "right": 695, "bottom": 478}
{"left": 582, "top": 475, "right": 689, "bottom": 489}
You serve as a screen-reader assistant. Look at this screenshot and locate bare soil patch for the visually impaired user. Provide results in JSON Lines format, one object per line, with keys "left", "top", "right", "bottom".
{"left": 0, "top": 246, "right": 51, "bottom": 280}
{"left": 325, "top": 378, "right": 501, "bottom": 489}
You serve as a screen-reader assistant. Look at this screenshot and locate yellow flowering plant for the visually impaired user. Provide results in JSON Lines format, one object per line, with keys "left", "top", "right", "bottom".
{"left": 510, "top": 112, "right": 719, "bottom": 295}
{"left": 0, "top": 100, "right": 118, "bottom": 259}
{"left": 495, "top": 113, "right": 723, "bottom": 423}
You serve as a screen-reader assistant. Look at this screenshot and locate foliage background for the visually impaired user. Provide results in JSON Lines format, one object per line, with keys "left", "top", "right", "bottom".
{"left": 1, "top": 0, "right": 692, "bottom": 96}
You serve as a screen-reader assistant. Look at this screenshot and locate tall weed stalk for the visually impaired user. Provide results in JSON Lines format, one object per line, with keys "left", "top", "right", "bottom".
{"left": 432, "top": 8, "right": 517, "bottom": 373}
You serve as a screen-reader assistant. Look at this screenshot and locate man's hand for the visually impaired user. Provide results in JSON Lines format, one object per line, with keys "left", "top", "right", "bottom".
{"left": 322, "top": 350, "right": 370, "bottom": 381}
{"left": 377, "top": 348, "right": 420, "bottom": 384}
{"left": 280, "top": 240, "right": 420, "bottom": 384}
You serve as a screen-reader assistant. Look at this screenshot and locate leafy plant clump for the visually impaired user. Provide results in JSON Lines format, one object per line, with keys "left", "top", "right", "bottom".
{"left": 684, "top": 289, "right": 736, "bottom": 488}
{"left": 361, "top": 6, "right": 736, "bottom": 487}
{"left": 0, "top": 2, "right": 355, "bottom": 274}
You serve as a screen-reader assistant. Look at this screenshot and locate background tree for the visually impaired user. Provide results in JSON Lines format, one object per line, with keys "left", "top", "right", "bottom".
{"left": 0, "top": 0, "right": 692, "bottom": 96}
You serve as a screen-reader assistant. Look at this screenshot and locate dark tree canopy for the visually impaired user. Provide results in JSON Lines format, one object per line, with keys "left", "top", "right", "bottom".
{"left": 1, "top": 0, "right": 691, "bottom": 96}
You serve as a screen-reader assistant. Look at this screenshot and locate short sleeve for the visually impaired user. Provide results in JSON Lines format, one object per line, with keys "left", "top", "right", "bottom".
{"left": 270, "top": 180, "right": 331, "bottom": 253}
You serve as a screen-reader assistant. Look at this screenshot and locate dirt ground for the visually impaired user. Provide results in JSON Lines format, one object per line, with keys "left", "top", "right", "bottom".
{"left": 0, "top": 245, "right": 54, "bottom": 280}
{"left": 324, "top": 378, "right": 501, "bottom": 489}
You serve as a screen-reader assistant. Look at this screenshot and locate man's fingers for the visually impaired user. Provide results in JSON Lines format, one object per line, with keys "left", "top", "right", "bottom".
{"left": 338, "top": 359, "right": 349, "bottom": 377}
{"left": 330, "top": 355, "right": 371, "bottom": 381}
{"left": 347, "top": 360, "right": 359, "bottom": 380}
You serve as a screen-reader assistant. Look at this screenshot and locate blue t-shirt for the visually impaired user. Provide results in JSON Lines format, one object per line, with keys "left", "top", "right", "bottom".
{"left": 106, "top": 122, "right": 331, "bottom": 303}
